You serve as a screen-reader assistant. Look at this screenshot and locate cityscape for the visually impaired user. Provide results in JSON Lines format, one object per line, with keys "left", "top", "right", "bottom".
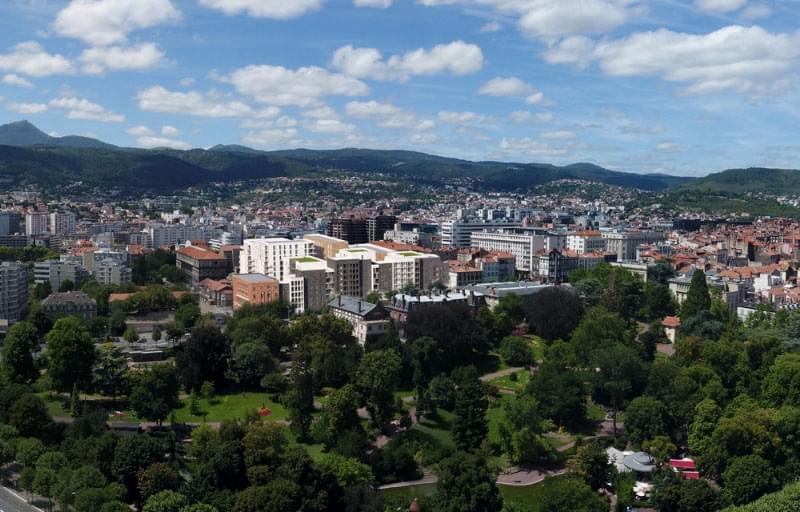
{"left": 2, "top": 1, "right": 800, "bottom": 512}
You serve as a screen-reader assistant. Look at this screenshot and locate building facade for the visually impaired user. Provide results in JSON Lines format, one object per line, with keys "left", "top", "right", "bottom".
{"left": 231, "top": 274, "right": 281, "bottom": 310}
{"left": 176, "top": 245, "right": 230, "bottom": 285}
{"left": 0, "top": 262, "right": 28, "bottom": 324}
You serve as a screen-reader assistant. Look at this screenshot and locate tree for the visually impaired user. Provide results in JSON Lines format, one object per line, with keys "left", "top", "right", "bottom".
{"left": 432, "top": 452, "right": 503, "bottom": 512}
{"left": 723, "top": 454, "right": 779, "bottom": 506}
{"left": 761, "top": 353, "right": 800, "bottom": 407}
{"left": 142, "top": 490, "right": 188, "bottom": 512}
{"left": 688, "top": 399, "right": 722, "bottom": 457}
{"left": 573, "top": 444, "right": 614, "bottom": 490}
{"left": 228, "top": 342, "right": 277, "bottom": 389}
{"left": 59, "top": 279, "right": 75, "bottom": 292}
{"left": 93, "top": 343, "right": 129, "bottom": 402}
{"left": 356, "top": 349, "right": 401, "bottom": 428}
{"left": 33, "top": 281, "right": 52, "bottom": 300}
{"left": 538, "top": 476, "right": 607, "bottom": 512}
{"left": 624, "top": 396, "right": 668, "bottom": 445}
{"left": 641, "top": 282, "right": 676, "bottom": 321}
{"left": 452, "top": 367, "right": 488, "bottom": 451}
{"left": 681, "top": 269, "right": 710, "bottom": 320}
{"left": 499, "top": 336, "right": 533, "bottom": 367}
{"left": 2, "top": 321, "right": 39, "bottom": 384}
{"left": 593, "top": 343, "right": 648, "bottom": 436}
{"left": 123, "top": 326, "right": 140, "bottom": 344}
{"left": 129, "top": 364, "right": 180, "bottom": 424}
{"left": 112, "top": 434, "right": 164, "bottom": 504}
{"left": 287, "top": 344, "right": 315, "bottom": 440}
{"left": 722, "top": 481, "right": 800, "bottom": 511}
{"left": 570, "top": 307, "right": 631, "bottom": 366}
{"left": 313, "top": 384, "right": 362, "bottom": 449}
{"left": 34, "top": 467, "right": 59, "bottom": 512}
{"left": 525, "top": 287, "right": 583, "bottom": 341}
{"left": 138, "top": 463, "right": 181, "bottom": 501}
{"left": 7, "top": 394, "right": 52, "bottom": 440}
{"left": 46, "top": 316, "right": 97, "bottom": 393}
{"left": 527, "top": 362, "right": 587, "bottom": 430}
{"left": 152, "top": 325, "right": 162, "bottom": 342}
{"left": 176, "top": 325, "right": 230, "bottom": 392}
{"left": 318, "top": 454, "right": 373, "bottom": 488}
{"left": 175, "top": 302, "right": 201, "bottom": 331}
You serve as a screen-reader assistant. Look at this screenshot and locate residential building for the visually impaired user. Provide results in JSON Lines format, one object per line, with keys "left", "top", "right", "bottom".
{"left": 385, "top": 289, "right": 485, "bottom": 325}
{"left": 383, "top": 225, "right": 434, "bottom": 248}
{"left": 461, "top": 281, "right": 554, "bottom": 309}
{"left": 279, "top": 275, "right": 306, "bottom": 314}
{"left": 25, "top": 212, "right": 48, "bottom": 236}
{"left": 147, "top": 225, "right": 217, "bottom": 248}
{"left": 662, "top": 316, "right": 681, "bottom": 343}
{"left": 240, "top": 238, "right": 314, "bottom": 281}
{"left": 199, "top": 279, "right": 233, "bottom": 307}
{"left": 304, "top": 233, "right": 349, "bottom": 259}
{"left": 0, "top": 262, "right": 28, "bottom": 324}
{"left": 41, "top": 291, "right": 96, "bottom": 321}
{"left": 34, "top": 260, "right": 91, "bottom": 290}
{"left": 471, "top": 229, "right": 546, "bottom": 272}
{"left": 327, "top": 255, "right": 374, "bottom": 297}
{"left": 0, "top": 212, "right": 21, "bottom": 236}
{"left": 566, "top": 230, "right": 605, "bottom": 254}
{"left": 440, "top": 218, "right": 521, "bottom": 248}
{"left": 328, "top": 295, "right": 390, "bottom": 345}
{"left": 94, "top": 259, "right": 132, "bottom": 285}
{"left": 475, "top": 252, "right": 516, "bottom": 282}
{"left": 232, "top": 274, "right": 280, "bottom": 310}
{"left": 49, "top": 212, "right": 76, "bottom": 235}
{"left": 289, "top": 256, "right": 331, "bottom": 312}
{"left": 366, "top": 215, "right": 397, "bottom": 242}
{"left": 447, "top": 261, "right": 483, "bottom": 288}
{"left": 534, "top": 249, "right": 617, "bottom": 283}
{"left": 603, "top": 231, "right": 666, "bottom": 261}
{"left": 176, "top": 244, "right": 229, "bottom": 285}
{"left": 327, "top": 217, "right": 368, "bottom": 244}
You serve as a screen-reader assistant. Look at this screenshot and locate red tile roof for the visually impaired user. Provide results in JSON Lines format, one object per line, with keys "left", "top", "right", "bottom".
{"left": 177, "top": 245, "right": 225, "bottom": 261}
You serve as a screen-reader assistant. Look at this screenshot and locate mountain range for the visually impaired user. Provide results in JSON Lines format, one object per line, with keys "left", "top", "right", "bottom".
{"left": 1, "top": 120, "right": 797, "bottom": 197}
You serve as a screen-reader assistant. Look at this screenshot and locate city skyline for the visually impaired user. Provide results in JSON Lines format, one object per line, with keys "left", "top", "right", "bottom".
{"left": 2, "top": 0, "right": 800, "bottom": 176}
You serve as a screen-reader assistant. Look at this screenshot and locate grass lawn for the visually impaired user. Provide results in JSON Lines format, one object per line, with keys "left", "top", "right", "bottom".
{"left": 379, "top": 475, "right": 577, "bottom": 512}
{"left": 41, "top": 393, "right": 69, "bottom": 417}
{"left": 490, "top": 370, "right": 531, "bottom": 392}
{"left": 172, "top": 392, "right": 289, "bottom": 423}
{"left": 586, "top": 400, "right": 607, "bottom": 423}
{"left": 523, "top": 335, "right": 546, "bottom": 362}
{"left": 412, "top": 410, "right": 456, "bottom": 449}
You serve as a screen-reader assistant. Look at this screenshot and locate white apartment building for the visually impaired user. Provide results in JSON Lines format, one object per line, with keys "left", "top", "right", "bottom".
{"left": 602, "top": 231, "right": 666, "bottom": 261}
{"left": 279, "top": 275, "right": 306, "bottom": 314}
{"left": 240, "top": 238, "right": 314, "bottom": 281}
{"left": 146, "top": 225, "right": 217, "bottom": 248}
{"left": 94, "top": 259, "right": 133, "bottom": 285}
{"left": 25, "top": 213, "right": 48, "bottom": 236}
{"left": 440, "top": 219, "right": 521, "bottom": 248}
{"left": 49, "top": 212, "right": 76, "bottom": 235}
{"left": 566, "top": 230, "right": 606, "bottom": 254}
{"left": 471, "top": 230, "right": 546, "bottom": 272}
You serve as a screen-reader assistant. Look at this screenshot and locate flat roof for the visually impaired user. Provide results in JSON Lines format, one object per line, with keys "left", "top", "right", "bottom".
{"left": 233, "top": 273, "right": 278, "bottom": 283}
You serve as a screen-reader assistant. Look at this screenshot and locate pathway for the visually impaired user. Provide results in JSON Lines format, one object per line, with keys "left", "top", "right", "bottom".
{"left": 479, "top": 367, "right": 523, "bottom": 382}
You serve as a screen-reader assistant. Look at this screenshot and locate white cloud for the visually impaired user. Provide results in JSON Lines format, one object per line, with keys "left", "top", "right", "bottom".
{"left": 80, "top": 43, "right": 165, "bottom": 74}
{"left": 543, "top": 35, "right": 596, "bottom": 68}
{"left": 198, "top": 0, "right": 323, "bottom": 19}
{"left": 136, "top": 136, "right": 191, "bottom": 149}
{"left": 740, "top": 4, "right": 770, "bottom": 19}
{"left": 137, "top": 86, "right": 258, "bottom": 117}
{"left": 303, "top": 118, "right": 356, "bottom": 134}
{"left": 438, "top": 110, "right": 480, "bottom": 124}
{"left": 510, "top": 110, "right": 554, "bottom": 123}
{"left": 695, "top": 0, "right": 747, "bottom": 13}
{"left": 541, "top": 130, "right": 576, "bottom": 140}
{"left": 302, "top": 105, "right": 339, "bottom": 119}
{"left": 0, "top": 41, "right": 72, "bottom": 77}
{"left": 354, "top": 0, "right": 392, "bottom": 7}
{"left": 127, "top": 125, "right": 153, "bottom": 136}
{"left": 477, "top": 76, "right": 545, "bottom": 104}
{"left": 416, "top": 120, "right": 436, "bottom": 131}
{"left": 53, "top": 0, "right": 181, "bottom": 46}
{"left": 161, "top": 125, "right": 181, "bottom": 136}
{"left": 479, "top": 20, "right": 501, "bottom": 33}
{"left": 344, "top": 100, "right": 419, "bottom": 128}
{"left": 243, "top": 128, "right": 301, "bottom": 148}
{"left": 548, "top": 25, "right": 800, "bottom": 96}
{"left": 498, "top": 137, "right": 568, "bottom": 156}
{"left": 7, "top": 102, "right": 48, "bottom": 114}
{"left": 1, "top": 74, "right": 33, "bottom": 88}
{"left": 179, "top": 77, "right": 196, "bottom": 87}
{"left": 656, "top": 142, "right": 681, "bottom": 151}
{"left": 332, "top": 40, "right": 484, "bottom": 81}
{"left": 222, "top": 65, "right": 369, "bottom": 107}
{"left": 49, "top": 97, "right": 125, "bottom": 122}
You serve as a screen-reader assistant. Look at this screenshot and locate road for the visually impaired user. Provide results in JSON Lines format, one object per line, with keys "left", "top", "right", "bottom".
{"left": 0, "top": 487, "right": 40, "bottom": 512}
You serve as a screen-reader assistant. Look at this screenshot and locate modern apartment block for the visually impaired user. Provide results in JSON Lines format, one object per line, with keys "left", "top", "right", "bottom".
{"left": 25, "top": 212, "right": 49, "bottom": 236}
{"left": 566, "top": 230, "right": 606, "bottom": 254}
{"left": 470, "top": 230, "right": 547, "bottom": 272}
{"left": 94, "top": 259, "right": 133, "bottom": 285}
{"left": 34, "top": 260, "right": 91, "bottom": 290}
{"left": 440, "top": 218, "right": 522, "bottom": 248}
{"left": 0, "top": 262, "right": 28, "bottom": 324}
{"left": 602, "top": 230, "right": 667, "bottom": 261}
{"left": 304, "top": 233, "right": 349, "bottom": 259}
{"left": 49, "top": 212, "right": 76, "bottom": 235}
{"left": 146, "top": 225, "right": 217, "bottom": 248}
{"left": 288, "top": 256, "right": 332, "bottom": 313}
{"left": 327, "top": 214, "right": 397, "bottom": 244}
{"left": 240, "top": 238, "right": 314, "bottom": 281}
{"left": 0, "top": 212, "right": 21, "bottom": 236}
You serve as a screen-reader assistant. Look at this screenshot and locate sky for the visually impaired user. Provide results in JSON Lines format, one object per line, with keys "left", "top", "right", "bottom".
{"left": 1, "top": 0, "right": 800, "bottom": 176}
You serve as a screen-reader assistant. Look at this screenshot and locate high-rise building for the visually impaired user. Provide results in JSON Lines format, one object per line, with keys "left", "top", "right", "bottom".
{"left": 49, "top": 212, "right": 76, "bottom": 235}
{"left": 0, "top": 262, "right": 28, "bottom": 324}
{"left": 470, "top": 230, "right": 546, "bottom": 272}
{"left": 367, "top": 215, "right": 397, "bottom": 242}
{"left": 0, "top": 212, "right": 21, "bottom": 236}
{"left": 327, "top": 217, "right": 368, "bottom": 244}
{"left": 25, "top": 213, "right": 49, "bottom": 236}
{"left": 440, "top": 218, "right": 521, "bottom": 248}
{"left": 240, "top": 238, "right": 314, "bottom": 281}
{"left": 289, "top": 256, "right": 332, "bottom": 313}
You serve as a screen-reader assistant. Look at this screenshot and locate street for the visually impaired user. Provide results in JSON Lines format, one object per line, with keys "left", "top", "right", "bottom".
{"left": 0, "top": 487, "right": 39, "bottom": 512}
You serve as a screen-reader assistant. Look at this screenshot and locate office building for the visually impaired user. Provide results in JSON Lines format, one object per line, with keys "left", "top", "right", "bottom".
{"left": 440, "top": 218, "right": 521, "bottom": 248}
{"left": 327, "top": 217, "right": 368, "bottom": 244}
{"left": 471, "top": 230, "right": 547, "bottom": 272}
{"left": 566, "top": 230, "right": 605, "bottom": 254}
{"left": 0, "top": 262, "right": 28, "bottom": 324}
{"left": 0, "top": 212, "right": 21, "bottom": 236}
{"left": 367, "top": 214, "right": 397, "bottom": 242}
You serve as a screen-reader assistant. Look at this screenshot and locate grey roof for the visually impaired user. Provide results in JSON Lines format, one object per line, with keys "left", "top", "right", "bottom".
{"left": 328, "top": 295, "right": 379, "bottom": 316}
{"left": 235, "top": 273, "right": 277, "bottom": 283}
{"left": 623, "top": 452, "right": 656, "bottom": 473}
{"left": 42, "top": 291, "right": 97, "bottom": 307}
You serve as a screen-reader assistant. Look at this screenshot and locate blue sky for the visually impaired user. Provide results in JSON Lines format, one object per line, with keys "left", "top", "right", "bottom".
{"left": 2, "top": 0, "right": 800, "bottom": 176}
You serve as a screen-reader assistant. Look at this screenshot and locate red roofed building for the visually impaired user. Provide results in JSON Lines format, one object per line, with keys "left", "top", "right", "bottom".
{"left": 199, "top": 279, "right": 233, "bottom": 307}
{"left": 662, "top": 316, "right": 681, "bottom": 343}
{"left": 176, "top": 244, "right": 229, "bottom": 286}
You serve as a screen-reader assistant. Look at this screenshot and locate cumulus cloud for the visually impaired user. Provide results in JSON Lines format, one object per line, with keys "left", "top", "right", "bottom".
{"left": 127, "top": 124, "right": 189, "bottom": 149}
{"left": 80, "top": 43, "right": 165, "bottom": 74}
{"left": 543, "top": 35, "right": 596, "bottom": 68}
{"left": 344, "top": 100, "right": 421, "bottom": 128}
{"left": 161, "top": 125, "right": 181, "bottom": 136}
{"left": 222, "top": 65, "right": 369, "bottom": 107}
{"left": 137, "top": 85, "right": 260, "bottom": 117}
{"left": 1, "top": 74, "right": 33, "bottom": 88}
{"left": 0, "top": 41, "right": 72, "bottom": 77}
{"left": 242, "top": 127, "right": 301, "bottom": 148}
{"left": 541, "top": 130, "right": 576, "bottom": 140}
{"left": 7, "top": 102, "right": 48, "bottom": 114}
{"left": 479, "top": 21, "right": 501, "bottom": 33}
{"left": 438, "top": 110, "right": 481, "bottom": 124}
{"left": 49, "top": 97, "right": 125, "bottom": 122}
{"left": 510, "top": 111, "right": 555, "bottom": 124}
{"left": 302, "top": 118, "right": 357, "bottom": 134}
{"left": 331, "top": 40, "right": 484, "bottom": 81}
{"left": 199, "top": 0, "right": 323, "bottom": 19}
{"left": 694, "top": 0, "right": 747, "bottom": 13}
{"left": 740, "top": 4, "right": 771, "bottom": 19}
{"left": 546, "top": 25, "right": 800, "bottom": 95}
{"left": 53, "top": 0, "right": 181, "bottom": 46}
{"left": 498, "top": 137, "right": 569, "bottom": 156}
{"left": 354, "top": 0, "right": 392, "bottom": 7}
{"left": 477, "top": 77, "right": 545, "bottom": 104}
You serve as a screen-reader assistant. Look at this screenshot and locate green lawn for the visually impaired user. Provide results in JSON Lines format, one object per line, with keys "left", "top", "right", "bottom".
{"left": 524, "top": 335, "right": 546, "bottom": 362}
{"left": 490, "top": 370, "right": 531, "bottom": 392}
{"left": 379, "top": 475, "right": 577, "bottom": 512}
{"left": 172, "top": 392, "right": 289, "bottom": 423}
